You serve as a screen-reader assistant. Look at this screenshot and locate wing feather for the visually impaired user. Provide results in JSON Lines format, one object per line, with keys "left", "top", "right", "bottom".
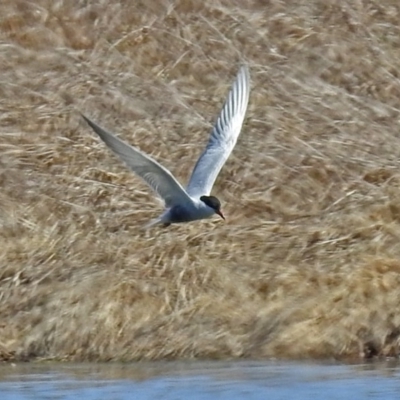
{"left": 186, "top": 66, "right": 250, "bottom": 197}
{"left": 81, "top": 115, "right": 191, "bottom": 207}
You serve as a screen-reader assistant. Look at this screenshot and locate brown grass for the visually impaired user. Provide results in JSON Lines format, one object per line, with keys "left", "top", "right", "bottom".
{"left": 1, "top": 0, "right": 400, "bottom": 362}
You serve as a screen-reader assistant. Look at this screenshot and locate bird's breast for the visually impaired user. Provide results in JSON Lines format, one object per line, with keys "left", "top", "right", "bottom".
{"left": 167, "top": 203, "right": 214, "bottom": 223}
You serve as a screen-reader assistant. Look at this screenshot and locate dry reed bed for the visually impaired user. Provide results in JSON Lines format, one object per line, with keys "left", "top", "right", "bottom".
{"left": 1, "top": 0, "right": 400, "bottom": 361}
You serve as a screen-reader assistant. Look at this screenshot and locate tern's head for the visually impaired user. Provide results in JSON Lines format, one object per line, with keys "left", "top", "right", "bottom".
{"left": 200, "top": 195, "right": 225, "bottom": 220}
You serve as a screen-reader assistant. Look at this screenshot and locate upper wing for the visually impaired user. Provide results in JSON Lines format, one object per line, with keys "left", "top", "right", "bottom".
{"left": 81, "top": 115, "right": 192, "bottom": 208}
{"left": 186, "top": 65, "right": 250, "bottom": 197}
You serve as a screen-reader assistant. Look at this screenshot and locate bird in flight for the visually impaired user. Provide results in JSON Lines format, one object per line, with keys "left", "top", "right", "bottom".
{"left": 82, "top": 65, "right": 250, "bottom": 228}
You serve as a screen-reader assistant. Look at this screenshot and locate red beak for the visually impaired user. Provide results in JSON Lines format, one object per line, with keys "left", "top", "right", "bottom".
{"left": 217, "top": 209, "right": 225, "bottom": 220}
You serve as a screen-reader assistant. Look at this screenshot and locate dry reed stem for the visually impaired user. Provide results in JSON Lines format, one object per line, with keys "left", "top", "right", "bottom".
{"left": 1, "top": 0, "right": 400, "bottom": 361}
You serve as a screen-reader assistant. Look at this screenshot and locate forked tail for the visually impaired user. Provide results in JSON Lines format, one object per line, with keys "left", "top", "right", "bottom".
{"left": 142, "top": 216, "right": 164, "bottom": 230}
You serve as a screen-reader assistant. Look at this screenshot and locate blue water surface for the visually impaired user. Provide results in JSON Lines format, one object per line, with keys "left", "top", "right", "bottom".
{"left": 0, "top": 360, "right": 399, "bottom": 400}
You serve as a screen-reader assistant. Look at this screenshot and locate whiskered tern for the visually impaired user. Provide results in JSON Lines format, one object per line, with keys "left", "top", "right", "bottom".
{"left": 82, "top": 66, "right": 250, "bottom": 228}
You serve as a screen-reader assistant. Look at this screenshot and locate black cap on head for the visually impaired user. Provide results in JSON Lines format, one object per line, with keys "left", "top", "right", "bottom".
{"left": 200, "top": 195, "right": 225, "bottom": 220}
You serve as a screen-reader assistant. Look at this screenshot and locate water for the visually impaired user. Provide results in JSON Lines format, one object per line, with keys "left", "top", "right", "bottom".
{"left": 0, "top": 360, "right": 399, "bottom": 399}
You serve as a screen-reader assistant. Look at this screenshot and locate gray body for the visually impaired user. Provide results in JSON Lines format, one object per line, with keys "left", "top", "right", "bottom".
{"left": 161, "top": 200, "right": 215, "bottom": 224}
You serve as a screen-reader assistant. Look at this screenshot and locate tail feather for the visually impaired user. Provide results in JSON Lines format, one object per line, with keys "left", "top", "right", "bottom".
{"left": 142, "top": 216, "right": 164, "bottom": 230}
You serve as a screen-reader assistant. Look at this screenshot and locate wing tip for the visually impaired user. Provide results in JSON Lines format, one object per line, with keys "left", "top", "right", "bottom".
{"left": 239, "top": 63, "right": 249, "bottom": 74}
{"left": 80, "top": 113, "right": 97, "bottom": 130}
{"left": 237, "top": 64, "right": 250, "bottom": 83}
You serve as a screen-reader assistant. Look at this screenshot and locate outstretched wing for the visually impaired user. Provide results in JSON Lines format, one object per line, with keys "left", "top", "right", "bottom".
{"left": 186, "top": 66, "right": 250, "bottom": 197}
{"left": 82, "top": 115, "right": 192, "bottom": 208}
